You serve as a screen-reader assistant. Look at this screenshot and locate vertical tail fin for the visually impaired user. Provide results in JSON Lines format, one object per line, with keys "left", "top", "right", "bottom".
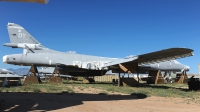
{"left": 5, "top": 23, "right": 54, "bottom": 53}
{"left": 7, "top": 23, "right": 40, "bottom": 44}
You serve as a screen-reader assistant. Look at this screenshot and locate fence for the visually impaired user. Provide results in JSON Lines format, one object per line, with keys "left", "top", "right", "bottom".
{"left": 94, "top": 75, "right": 118, "bottom": 82}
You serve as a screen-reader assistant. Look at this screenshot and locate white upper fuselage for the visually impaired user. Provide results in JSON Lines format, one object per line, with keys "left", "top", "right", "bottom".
{"left": 3, "top": 50, "right": 119, "bottom": 70}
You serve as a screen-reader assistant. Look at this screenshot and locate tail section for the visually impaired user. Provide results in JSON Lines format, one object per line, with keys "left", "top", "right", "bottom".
{"left": 7, "top": 23, "right": 40, "bottom": 44}
{"left": 5, "top": 23, "right": 52, "bottom": 54}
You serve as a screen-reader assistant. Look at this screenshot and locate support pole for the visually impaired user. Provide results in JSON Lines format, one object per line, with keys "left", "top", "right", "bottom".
{"left": 169, "top": 71, "right": 172, "bottom": 83}
{"left": 176, "top": 70, "right": 188, "bottom": 84}
{"left": 17, "top": 77, "right": 22, "bottom": 86}
{"left": 24, "top": 65, "right": 40, "bottom": 84}
{"left": 118, "top": 70, "right": 121, "bottom": 87}
{"left": 155, "top": 70, "right": 160, "bottom": 84}
{"left": 164, "top": 71, "right": 167, "bottom": 78}
{"left": 183, "top": 70, "right": 188, "bottom": 83}
{"left": 137, "top": 63, "right": 139, "bottom": 86}
{"left": 49, "top": 66, "right": 62, "bottom": 84}
{"left": 52, "top": 66, "right": 60, "bottom": 77}
{"left": 29, "top": 64, "right": 38, "bottom": 76}
{"left": 128, "top": 72, "right": 129, "bottom": 78}
{"left": 2, "top": 77, "right": 7, "bottom": 87}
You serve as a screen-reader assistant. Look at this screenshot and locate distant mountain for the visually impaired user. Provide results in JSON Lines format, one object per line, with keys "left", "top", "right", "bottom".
{"left": 8, "top": 68, "right": 29, "bottom": 75}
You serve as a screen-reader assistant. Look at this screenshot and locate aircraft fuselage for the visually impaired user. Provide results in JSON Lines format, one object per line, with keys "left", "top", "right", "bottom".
{"left": 3, "top": 52, "right": 119, "bottom": 70}
{"left": 3, "top": 52, "right": 190, "bottom": 74}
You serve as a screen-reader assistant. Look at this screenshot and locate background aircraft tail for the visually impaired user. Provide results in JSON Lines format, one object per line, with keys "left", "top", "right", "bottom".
{"left": 7, "top": 23, "right": 40, "bottom": 44}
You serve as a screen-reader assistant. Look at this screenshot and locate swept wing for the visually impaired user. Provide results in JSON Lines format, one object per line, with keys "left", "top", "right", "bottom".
{"left": 104, "top": 48, "right": 193, "bottom": 71}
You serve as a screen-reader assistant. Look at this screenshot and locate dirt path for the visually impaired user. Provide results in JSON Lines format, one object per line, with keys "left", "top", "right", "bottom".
{"left": 55, "top": 96, "right": 200, "bottom": 112}
{"left": 0, "top": 93, "right": 200, "bottom": 112}
{"left": 0, "top": 87, "right": 200, "bottom": 112}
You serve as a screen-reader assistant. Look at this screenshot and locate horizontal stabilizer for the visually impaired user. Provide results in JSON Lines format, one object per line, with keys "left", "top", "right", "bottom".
{"left": 4, "top": 43, "right": 18, "bottom": 48}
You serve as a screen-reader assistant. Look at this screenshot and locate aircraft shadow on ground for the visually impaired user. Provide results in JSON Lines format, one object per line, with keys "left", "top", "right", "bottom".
{"left": 0, "top": 92, "right": 147, "bottom": 112}
{"left": 62, "top": 82, "right": 112, "bottom": 85}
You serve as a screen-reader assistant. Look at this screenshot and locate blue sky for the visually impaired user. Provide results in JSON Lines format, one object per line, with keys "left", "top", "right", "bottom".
{"left": 0, "top": 0, "right": 200, "bottom": 74}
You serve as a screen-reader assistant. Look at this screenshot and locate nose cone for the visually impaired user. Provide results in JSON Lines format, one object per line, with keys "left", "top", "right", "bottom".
{"left": 184, "top": 65, "right": 190, "bottom": 71}
{"left": 3, "top": 55, "right": 7, "bottom": 63}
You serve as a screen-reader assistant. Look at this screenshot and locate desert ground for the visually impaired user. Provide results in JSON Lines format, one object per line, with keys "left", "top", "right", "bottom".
{"left": 1, "top": 85, "right": 200, "bottom": 112}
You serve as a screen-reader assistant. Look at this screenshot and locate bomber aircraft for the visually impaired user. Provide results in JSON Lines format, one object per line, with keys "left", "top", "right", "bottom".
{"left": 0, "top": 0, "right": 48, "bottom": 4}
{"left": 3, "top": 23, "right": 193, "bottom": 77}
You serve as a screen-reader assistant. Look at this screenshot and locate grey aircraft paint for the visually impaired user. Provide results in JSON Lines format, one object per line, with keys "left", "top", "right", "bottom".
{"left": 139, "top": 60, "right": 190, "bottom": 72}
{"left": 3, "top": 23, "right": 192, "bottom": 76}
{"left": 38, "top": 59, "right": 190, "bottom": 74}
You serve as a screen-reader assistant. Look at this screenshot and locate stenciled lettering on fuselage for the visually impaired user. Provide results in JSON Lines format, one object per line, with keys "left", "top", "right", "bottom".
{"left": 73, "top": 61, "right": 110, "bottom": 70}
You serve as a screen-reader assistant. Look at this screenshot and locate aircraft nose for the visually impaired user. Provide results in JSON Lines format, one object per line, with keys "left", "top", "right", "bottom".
{"left": 3, "top": 55, "right": 8, "bottom": 63}
{"left": 184, "top": 65, "right": 190, "bottom": 71}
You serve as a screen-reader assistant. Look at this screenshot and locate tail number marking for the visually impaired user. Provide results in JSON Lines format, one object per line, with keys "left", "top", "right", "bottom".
{"left": 18, "top": 33, "right": 26, "bottom": 38}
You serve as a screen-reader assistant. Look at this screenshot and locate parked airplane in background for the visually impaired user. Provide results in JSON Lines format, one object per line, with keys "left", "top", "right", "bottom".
{"left": 0, "top": 0, "right": 48, "bottom": 4}
{"left": 3, "top": 23, "right": 193, "bottom": 76}
{"left": 0, "top": 68, "right": 13, "bottom": 74}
